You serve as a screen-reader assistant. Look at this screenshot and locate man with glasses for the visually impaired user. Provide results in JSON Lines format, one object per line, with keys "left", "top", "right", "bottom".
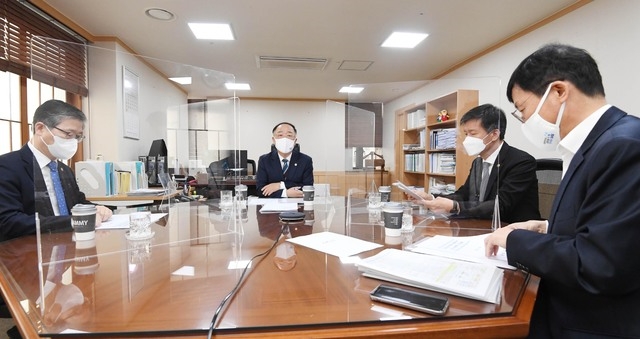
{"left": 485, "top": 44, "right": 640, "bottom": 338}
{"left": 410, "top": 104, "right": 540, "bottom": 223}
{"left": 0, "top": 99, "right": 112, "bottom": 242}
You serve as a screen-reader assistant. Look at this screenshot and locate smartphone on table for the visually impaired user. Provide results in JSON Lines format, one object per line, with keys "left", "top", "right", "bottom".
{"left": 370, "top": 284, "right": 449, "bottom": 316}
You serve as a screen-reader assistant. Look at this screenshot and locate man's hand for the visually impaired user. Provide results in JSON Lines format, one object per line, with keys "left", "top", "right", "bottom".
{"left": 414, "top": 196, "right": 453, "bottom": 214}
{"left": 95, "top": 205, "right": 112, "bottom": 226}
{"left": 286, "top": 187, "right": 303, "bottom": 198}
{"left": 261, "top": 182, "right": 282, "bottom": 197}
{"left": 484, "top": 220, "right": 546, "bottom": 257}
{"left": 484, "top": 225, "right": 515, "bottom": 257}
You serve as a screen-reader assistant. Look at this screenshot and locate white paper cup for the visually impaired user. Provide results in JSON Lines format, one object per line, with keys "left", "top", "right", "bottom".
{"left": 70, "top": 204, "right": 97, "bottom": 241}
{"left": 382, "top": 202, "right": 403, "bottom": 237}
{"left": 379, "top": 186, "right": 391, "bottom": 202}
{"left": 302, "top": 185, "right": 315, "bottom": 204}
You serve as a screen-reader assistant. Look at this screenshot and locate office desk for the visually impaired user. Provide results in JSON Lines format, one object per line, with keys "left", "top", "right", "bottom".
{"left": 191, "top": 178, "right": 258, "bottom": 198}
{"left": 87, "top": 190, "right": 180, "bottom": 208}
{"left": 0, "top": 198, "right": 537, "bottom": 338}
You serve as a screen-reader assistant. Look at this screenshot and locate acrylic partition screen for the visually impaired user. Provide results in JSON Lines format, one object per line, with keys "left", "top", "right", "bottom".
{"left": 25, "top": 37, "right": 279, "bottom": 334}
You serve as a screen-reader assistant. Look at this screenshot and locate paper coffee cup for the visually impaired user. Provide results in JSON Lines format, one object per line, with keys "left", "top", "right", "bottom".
{"left": 302, "top": 185, "right": 315, "bottom": 204}
{"left": 382, "top": 202, "right": 403, "bottom": 237}
{"left": 70, "top": 204, "right": 97, "bottom": 241}
{"left": 379, "top": 186, "right": 391, "bottom": 202}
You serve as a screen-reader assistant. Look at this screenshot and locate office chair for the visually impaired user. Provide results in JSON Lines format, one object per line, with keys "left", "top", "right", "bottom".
{"left": 247, "top": 159, "right": 256, "bottom": 176}
{"left": 536, "top": 158, "right": 563, "bottom": 219}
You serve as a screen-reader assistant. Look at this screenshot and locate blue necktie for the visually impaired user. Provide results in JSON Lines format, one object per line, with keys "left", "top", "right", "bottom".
{"left": 48, "top": 161, "right": 69, "bottom": 216}
{"left": 282, "top": 159, "right": 289, "bottom": 174}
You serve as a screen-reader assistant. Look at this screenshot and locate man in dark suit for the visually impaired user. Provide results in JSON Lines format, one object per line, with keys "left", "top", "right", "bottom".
{"left": 485, "top": 44, "right": 640, "bottom": 338}
{"left": 412, "top": 104, "right": 540, "bottom": 223}
{"left": 0, "top": 100, "right": 112, "bottom": 242}
{"left": 256, "top": 122, "right": 313, "bottom": 198}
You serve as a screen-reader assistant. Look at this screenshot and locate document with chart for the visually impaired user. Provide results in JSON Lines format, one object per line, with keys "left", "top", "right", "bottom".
{"left": 357, "top": 248, "right": 503, "bottom": 303}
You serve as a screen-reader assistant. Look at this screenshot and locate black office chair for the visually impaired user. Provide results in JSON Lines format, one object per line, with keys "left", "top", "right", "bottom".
{"left": 536, "top": 158, "right": 563, "bottom": 219}
{"left": 247, "top": 159, "right": 256, "bottom": 176}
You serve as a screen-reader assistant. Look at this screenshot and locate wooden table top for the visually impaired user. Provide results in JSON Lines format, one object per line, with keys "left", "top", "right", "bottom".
{"left": 0, "top": 197, "right": 537, "bottom": 338}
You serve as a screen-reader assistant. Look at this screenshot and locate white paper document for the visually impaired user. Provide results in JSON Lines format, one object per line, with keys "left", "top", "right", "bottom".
{"left": 357, "top": 248, "right": 503, "bottom": 304}
{"left": 248, "top": 197, "right": 303, "bottom": 206}
{"left": 286, "top": 231, "right": 383, "bottom": 257}
{"left": 259, "top": 202, "right": 299, "bottom": 213}
{"left": 97, "top": 213, "right": 167, "bottom": 230}
{"left": 407, "top": 233, "right": 515, "bottom": 270}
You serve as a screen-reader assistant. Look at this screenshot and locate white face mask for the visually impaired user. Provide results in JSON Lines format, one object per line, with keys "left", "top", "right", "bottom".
{"left": 462, "top": 134, "right": 490, "bottom": 156}
{"left": 274, "top": 137, "right": 295, "bottom": 154}
{"left": 521, "top": 84, "right": 566, "bottom": 151}
{"left": 42, "top": 126, "right": 78, "bottom": 160}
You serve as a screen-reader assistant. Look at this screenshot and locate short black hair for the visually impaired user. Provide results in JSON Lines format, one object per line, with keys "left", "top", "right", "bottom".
{"left": 460, "top": 104, "right": 507, "bottom": 140}
{"left": 507, "top": 43, "right": 605, "bottom": 102}
{"left": 32, "top": 99, "right": 86, "bottom": 133}
{"left": 272, "top": 122, "right": 297, "bottom": 134}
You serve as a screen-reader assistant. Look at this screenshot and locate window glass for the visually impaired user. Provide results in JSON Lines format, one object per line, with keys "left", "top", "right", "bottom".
{"left": 10, "top": 73, "right": 20, "bottom": 121}
{"left": 0, "top": 121, "right": 9, "bottom": 154}
{"left": 11, "top": 122, "right": 21, "bottom": 151}
{"left": 0, "top": 72, "right": 9, "bottom": 120}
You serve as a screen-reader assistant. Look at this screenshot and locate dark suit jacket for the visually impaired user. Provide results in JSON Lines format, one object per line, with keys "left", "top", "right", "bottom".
{"left": 507, "top": 107, "right": 640, "bottom": 338}
{"left": 0, "top": 145, "right": 90, "bottom": 242}
{"left": 256, "top": 149, "right": 313, "bottom": 198}
{"left": 445, "top": 142, "right": 540, "bottom": 223}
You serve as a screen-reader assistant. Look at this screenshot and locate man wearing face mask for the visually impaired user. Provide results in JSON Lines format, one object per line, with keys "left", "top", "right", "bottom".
{"left": 411, "top": 104, "right": 540, "bottom": 223}
{"left": 256, "top": 122, "right": 314, "bottom": 198}
{"left": 0, "top": 100, "right": 112, "bottom": 242}
{"left": 484, "top": 44, "right": 640, "bottom": 338}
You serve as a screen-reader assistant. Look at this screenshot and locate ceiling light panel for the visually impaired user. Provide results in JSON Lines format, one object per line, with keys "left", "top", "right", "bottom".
{"left": 381, "top": 32, "right": 428, "bottom": 48}
{"left": 188, "top": 23, "right": 234, "bottom": 40}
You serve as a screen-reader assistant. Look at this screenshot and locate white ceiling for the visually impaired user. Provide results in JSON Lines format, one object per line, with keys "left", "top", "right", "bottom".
{"left": 42, "top": 0, "right": 581, "bottom": 102}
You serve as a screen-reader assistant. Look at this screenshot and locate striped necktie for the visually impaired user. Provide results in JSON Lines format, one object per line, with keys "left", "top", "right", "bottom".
{"left": 282, "top": 159, "right": 289, "bottom": 174}
{"left": 48, "top": 161, "right": 69, "bottom": 216}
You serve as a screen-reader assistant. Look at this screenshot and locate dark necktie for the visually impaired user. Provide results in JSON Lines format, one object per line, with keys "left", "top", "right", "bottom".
{"left": 479, "top": 162, "right": 491, "bottom": 202}
{"left": 282, "top": 159, "right": 289, "bottom": 174}
{"left": 48, "top": 161, "right": 69, "bottom": 216}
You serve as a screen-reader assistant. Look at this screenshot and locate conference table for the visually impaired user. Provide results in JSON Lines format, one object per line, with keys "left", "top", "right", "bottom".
{"left": 0, "top": 196, "right": 538, "bottom": 338}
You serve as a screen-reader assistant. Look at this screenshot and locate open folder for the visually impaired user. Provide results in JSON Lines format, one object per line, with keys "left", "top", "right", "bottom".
{"left": 357, "top": 248, "right": 503, "bottom": 304}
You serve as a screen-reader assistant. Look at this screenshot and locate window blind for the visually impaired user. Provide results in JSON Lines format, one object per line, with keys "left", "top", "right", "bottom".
{"left": 0, "top": 0, "right": 88, "bottom": 96}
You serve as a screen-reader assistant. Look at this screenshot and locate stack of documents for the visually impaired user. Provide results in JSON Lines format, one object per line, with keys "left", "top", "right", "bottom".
{"left": 126, "top": 188, "right": 166, "bottom": 196}
{"left": 357, "top": 248, "right": 503, "bottom": 303}
{"left": 407, "top": 234, "right": 515, "bottom": 270}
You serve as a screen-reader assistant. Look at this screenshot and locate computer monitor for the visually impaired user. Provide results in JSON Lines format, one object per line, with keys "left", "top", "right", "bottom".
{"left": 210, "top": 150, "right": 248, "bottom": 177}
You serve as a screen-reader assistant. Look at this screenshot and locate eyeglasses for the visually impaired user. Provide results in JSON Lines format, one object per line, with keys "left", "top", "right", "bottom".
{"left": 510, "top": 93, "right": 534, "bottom": 123}
{"left": 52, "top": 126, "right": 85, "bottom": 142}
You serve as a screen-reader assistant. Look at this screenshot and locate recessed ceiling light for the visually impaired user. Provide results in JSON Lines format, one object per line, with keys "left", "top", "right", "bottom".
{"left": 225, "top": 82, "right": 251, "bottom": 90}
{"left": 168, "top": 77, "right": 192, "bottom": 85}
{"left": 145, "top": 8, "right": 175, "bottom": 21}
{"left": 188, "top": 23, "right": 235, "bottom": 40}
{"left": 381, "top": 32, "right": 428, "bottom": 48}
{"left": 339, "top": 86, "right": 364, "bottom": 94}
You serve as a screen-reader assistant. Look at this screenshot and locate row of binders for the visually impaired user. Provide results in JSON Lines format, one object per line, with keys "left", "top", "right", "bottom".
{"left": 76, "top": 160, "right": 149, "bottom": 197}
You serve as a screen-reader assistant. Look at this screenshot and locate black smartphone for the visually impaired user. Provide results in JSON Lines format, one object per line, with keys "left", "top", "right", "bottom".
{"left": 370, "top": 284, "right": 449, "bottom": 316}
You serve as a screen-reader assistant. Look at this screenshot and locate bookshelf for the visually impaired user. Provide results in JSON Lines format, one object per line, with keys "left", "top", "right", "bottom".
{"left": 395, "top": 90, "right": 479, "bottom": 194}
